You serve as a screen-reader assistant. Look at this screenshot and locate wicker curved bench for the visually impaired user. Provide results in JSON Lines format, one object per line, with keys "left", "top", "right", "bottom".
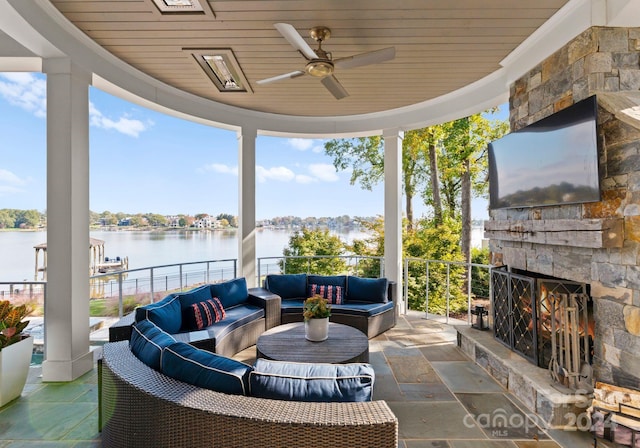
{"left": 100, "top": 341, "right": 398, "bottom": 448}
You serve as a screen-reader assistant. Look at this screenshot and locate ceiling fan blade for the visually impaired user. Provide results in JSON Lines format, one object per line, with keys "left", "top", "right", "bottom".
{"left": 321, "top": 75, "right": 349, "bottom": 100}
{"left": 334, "top": 47, "right": 396, "bottom": 70}
{"left": 274, "top": 23, "right": 317, "bottom": 60}
{"left": 256, "top": 71, "right": 305, "bottom": 85}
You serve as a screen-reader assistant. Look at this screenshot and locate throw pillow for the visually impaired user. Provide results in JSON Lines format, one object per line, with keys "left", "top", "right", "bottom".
{"left": 182, "top": 297, "right": 226, "bottom": 330}
{"left": 250, "top": 358, "right": 374, "bottom": 402}
{"left": 346, "top": 277, "right": 389, "bottom": 303}
{"left": 308, "top": 283, "right": 344, "bottom": 304}
{"left": 307, "top": 275, "right": 347, "bottom": 290}
{"left": 162, "top": 342, "right": 253, "bottom": 395}
{"left": 129, "top": 319, "right": 177, "bottom": 371}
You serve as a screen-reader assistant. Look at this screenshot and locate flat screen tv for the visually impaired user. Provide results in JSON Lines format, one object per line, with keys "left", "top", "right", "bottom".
{"left": 488, "top": 95, "right": 600, "bottom": 209}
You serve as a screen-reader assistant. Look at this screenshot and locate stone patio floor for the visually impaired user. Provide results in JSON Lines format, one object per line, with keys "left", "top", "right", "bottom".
{"left": 0, "top": 312, "right": 597, "bottom": 447}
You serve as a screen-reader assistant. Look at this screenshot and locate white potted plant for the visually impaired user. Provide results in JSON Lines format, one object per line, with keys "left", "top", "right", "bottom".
{"left": 303, "top": 295, "right": 331, "bottom": 342}
{"left": 0, "top": 300, "right": 33, "bottom": 407}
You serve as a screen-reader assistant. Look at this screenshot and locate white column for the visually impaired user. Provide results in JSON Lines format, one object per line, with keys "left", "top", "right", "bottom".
{"left": 42, "top": 58, "right": 93, "bottom": 381}
{"left": 383, "top": 129, "right": 404, "bottom": 312}
{"left": 238, "top": 126, "right": 257, "bottom": 287}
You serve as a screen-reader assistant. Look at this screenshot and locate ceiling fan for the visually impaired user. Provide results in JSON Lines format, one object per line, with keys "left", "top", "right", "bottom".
{"left": 256, "top": 23, "right": 395, "bottom": 100}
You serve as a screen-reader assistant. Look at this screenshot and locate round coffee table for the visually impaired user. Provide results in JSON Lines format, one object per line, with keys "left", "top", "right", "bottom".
{"left": 256, "top": 322, "right": 369, "bottom": 364}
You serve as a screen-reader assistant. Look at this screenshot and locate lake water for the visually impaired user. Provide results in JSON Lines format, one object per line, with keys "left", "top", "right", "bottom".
{"left": 0, "top": 228, "right": 371, "bottom": 281}
{"left": 0, "top": 225, "right": 485, "bottom": 282}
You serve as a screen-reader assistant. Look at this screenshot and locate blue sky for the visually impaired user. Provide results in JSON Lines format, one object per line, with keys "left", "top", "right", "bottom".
{"left": 0, "top": 72, "right": 502, "bottom": 220}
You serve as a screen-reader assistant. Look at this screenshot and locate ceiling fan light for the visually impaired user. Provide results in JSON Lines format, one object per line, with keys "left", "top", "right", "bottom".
{"left": 305, "top": 60, "right": 334, "bottom": 78}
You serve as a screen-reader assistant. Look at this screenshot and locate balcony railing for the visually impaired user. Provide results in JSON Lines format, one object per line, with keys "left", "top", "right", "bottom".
{"left": 1, "top": 255, "right": 492, "bottom": 335}
{"left": 88, "top": 259, "right": 237, "bottom": 318}
{"left": 403, "top": 257, "right": 492, "bottom": 324}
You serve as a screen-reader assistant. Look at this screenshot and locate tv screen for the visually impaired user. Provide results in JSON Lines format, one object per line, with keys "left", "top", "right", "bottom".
{"left": 488, "top": 95, "right": 600, "bottom": 209}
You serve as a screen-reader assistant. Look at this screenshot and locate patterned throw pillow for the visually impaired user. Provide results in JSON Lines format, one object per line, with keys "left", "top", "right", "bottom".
{"left": 183, "top": 297, "right": 226, "bottom": 330}
{"left": 308, "top": 283, "right": 344, "bottom": 304}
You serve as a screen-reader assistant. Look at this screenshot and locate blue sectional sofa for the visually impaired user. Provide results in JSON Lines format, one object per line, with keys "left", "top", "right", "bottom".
{"left": 108, "top": 277, "right": 281, "bottom": 358}
{"left": 100, "top": 316, "right": 398, "bottom": 448}
{"left": 263, "top": 274, "right": 396, "bottom": 338}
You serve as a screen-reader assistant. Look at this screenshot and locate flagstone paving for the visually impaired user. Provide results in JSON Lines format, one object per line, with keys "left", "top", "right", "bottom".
{"left": 0, "top": 313, "right": 596, "bottom": 447}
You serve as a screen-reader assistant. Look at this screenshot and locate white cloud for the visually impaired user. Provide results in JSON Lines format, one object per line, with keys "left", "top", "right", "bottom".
{"left": 0, "top": 168, "right": 27, "bottom": 186}
{"left": 287, "top": 138, "right": 316, "bottom": 151}
{"left": 0, "top": 168, "right": 29, "bottom": 196}
{"left": 89, "top": 102, "right": 151, "bottom": 138}
{"left": 0, "top": 73, "right": 46, "bottom": 118}
{"left": 295, "top": 174, "right": 315, "bottom": 184}
{"left": 0, "top": 74, "right": 151, "bottom": 137}
{"left": 308, "top": 163, "right": 339, "bottom": 182}
{"left": 202, "top": 163, "right": 238, "bottom": 175}
{"left": 256, "top": 166, "right": 295, "bottom": 183}
{"left": 200, "top": 162, "right": 337, "bottom": 185}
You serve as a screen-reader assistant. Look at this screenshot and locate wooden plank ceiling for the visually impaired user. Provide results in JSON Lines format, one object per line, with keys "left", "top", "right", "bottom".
{"left": 49, "top": 0, "right": 569, "bottom": 117}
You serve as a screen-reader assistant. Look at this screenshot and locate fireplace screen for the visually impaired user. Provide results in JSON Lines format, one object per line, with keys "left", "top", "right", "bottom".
{"left": 492, "top": 268, "right": 538, "bottom": 365}
{"left": 491, "top": 267, "right": 592, "bottom": 380}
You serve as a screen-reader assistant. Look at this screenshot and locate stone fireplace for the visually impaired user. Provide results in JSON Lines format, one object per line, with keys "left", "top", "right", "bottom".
{"left": 455, "top": 26, "right": 640, "bottom": 428}
{"left": 485, "top": 26, "right": 640, "bottom": 394}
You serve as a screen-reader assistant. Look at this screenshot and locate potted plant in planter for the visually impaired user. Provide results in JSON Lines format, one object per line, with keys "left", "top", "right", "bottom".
{"left": 303, "top": 295, "right": 331, "bottom": 342}
{"left": 0, "top": 300, "right": 33, "bottom": 407}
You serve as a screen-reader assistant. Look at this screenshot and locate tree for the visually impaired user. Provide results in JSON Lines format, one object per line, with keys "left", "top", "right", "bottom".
{"left": 436, "top": 113, "right": 508, "bottom": 263}
{"left": 324, "top": 131, "right": 431, "bottom": 230}
{"left": 0, "top": 210, "right": 15, "bottom": 229}
{"left": 280, "top": 228, "right": 347, "bottom": 275}
{"left": 145, "top": 213, "right": 167, "bottom": 227}
{"left": 15, "top": 210, "right": 41, "bottom": 228}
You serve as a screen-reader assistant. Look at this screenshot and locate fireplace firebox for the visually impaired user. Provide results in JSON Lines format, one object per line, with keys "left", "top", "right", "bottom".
{"left": 491, "top": 267, "right": 594, "bottom": 391}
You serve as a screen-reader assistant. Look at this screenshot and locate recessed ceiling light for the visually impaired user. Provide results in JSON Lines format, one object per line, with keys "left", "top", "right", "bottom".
{"left": 152, "top": 0, "right": 207, "bottom": 14}
{"left": 189, "top": 49, "right": 252, "bottom": 93}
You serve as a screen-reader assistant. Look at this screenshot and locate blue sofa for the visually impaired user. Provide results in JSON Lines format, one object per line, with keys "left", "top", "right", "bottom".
{"left": 108, "top": 277, "right": 281, "bottom": 358}
{"left": 263, "top": 274, "right": 396, "bottom": 338}
{"left": 99, "top": 316, "right": 397, "bottom": 448}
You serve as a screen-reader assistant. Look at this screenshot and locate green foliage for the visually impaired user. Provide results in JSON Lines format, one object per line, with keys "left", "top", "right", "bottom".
{"left": 280, "top": 228, "right": 347, "bottom": 275}
{"left": 345, "top": 217, "right": 384, "bottom": 278}
{"left": 0, "top": 209, "right": 44, "bottom": 229}
{"left": 216, "top": 213, "right": 237, "bottom": 227}
{"left": 0, "top": 301, "right": 30, "bottom": 350}
{"left": 471, "top": 247, "right": 491, "bottom": 299}
{"left": 303, "top": 296, "right": 331, "bottom": 321}
{"left": 405, "top": 217, "right": 466, "bottom": 314}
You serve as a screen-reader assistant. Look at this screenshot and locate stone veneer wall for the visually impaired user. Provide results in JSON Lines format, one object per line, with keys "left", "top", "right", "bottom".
{"left": 488, "top": 26, "right": 640, "bottom": 389}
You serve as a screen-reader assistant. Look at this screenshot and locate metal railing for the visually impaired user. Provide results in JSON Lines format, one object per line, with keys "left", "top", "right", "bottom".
{"left": 403, "top": 257, "right": 492, "bottom": 324}
{"left": 257, "top": 255, "right": 385, "bottom": 286}
{"left": 2, "top": 256, "right": 493, "bottom": 326}
{"left": 89, "top": 259, "right": 237, "bottom": 318}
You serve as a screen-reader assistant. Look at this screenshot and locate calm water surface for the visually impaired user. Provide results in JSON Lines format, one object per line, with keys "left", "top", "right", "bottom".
{"left": 0, "top": 228, "right": 370, "bottom": 281}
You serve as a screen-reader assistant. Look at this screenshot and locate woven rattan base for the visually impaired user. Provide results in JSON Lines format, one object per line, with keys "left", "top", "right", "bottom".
{"left": 101, "top": 341, "right": 397, "bottom": 448}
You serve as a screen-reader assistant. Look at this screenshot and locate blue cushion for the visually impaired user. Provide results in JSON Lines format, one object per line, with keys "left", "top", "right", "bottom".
{"left": 162, "top": 342, "right": 252, "bottom": 395}
{"left": 307, "top": 275, "right": 347, "bottom": 293}
{"left": 173, "top": 304, "right": 264, "bottom": 346}
{"left": 135, "top": 294, "right": 182, "bottom": 334}
{"left": 210, "top": 278, "right": 248, "bottom": 308}
{"left": 331, "top": 301, "right": 395, "bottom": 317}
{"left": 182, "top": 298, "right": 226, "bottom": 331}
{"left": 250, "top": 359, "right": 374, "bottom": 402}
{"left": 129, "top": 319, "right": 176, "bottom": 371}
{"left": 347, "top": 277, "right": 388, "bottom": 303}
{"left": 265, "top": 274, "right": 307, "bottom": 299}
{"left": 177, "top": 284, "right": 213, "bottom": 314}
